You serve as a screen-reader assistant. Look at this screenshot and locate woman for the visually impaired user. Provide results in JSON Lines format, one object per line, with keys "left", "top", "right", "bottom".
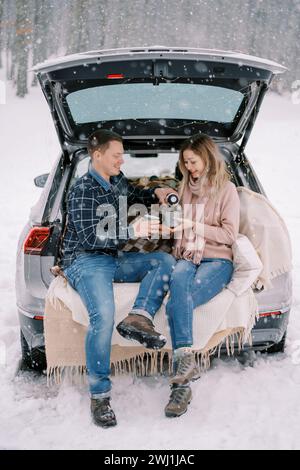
{"left": 164, "top": 134, "right": 240, "bottom": 418}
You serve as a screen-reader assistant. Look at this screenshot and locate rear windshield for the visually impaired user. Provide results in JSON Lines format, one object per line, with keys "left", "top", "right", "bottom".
{"left": 66, "top": 83, "right": 244, "bottom": 125}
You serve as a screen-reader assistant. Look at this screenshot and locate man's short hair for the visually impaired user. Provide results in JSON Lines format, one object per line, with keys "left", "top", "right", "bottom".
{"left": 87, "top": 130, "right": 123, "bottom": 158}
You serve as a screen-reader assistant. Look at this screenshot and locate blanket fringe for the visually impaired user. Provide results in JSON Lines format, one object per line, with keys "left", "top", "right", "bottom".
{"left": 46, "top": 289, "right": 259, "bottom": 386}
{"left": 46, "top": 317, "right": 257, "bottom": 387}
{"left": 269, "top": 264, "right": 292, "bottom": 281}
{"left": 47, "top": 365, "right": 87, "bottom": 387}
{"left": 221, "top": 294, "right": 258, "bottom": 360}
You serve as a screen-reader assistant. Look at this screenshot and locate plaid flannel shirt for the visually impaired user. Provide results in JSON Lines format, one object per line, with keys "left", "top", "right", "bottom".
{"left": 61, "top": 166, "right": 159, "bottom": 269}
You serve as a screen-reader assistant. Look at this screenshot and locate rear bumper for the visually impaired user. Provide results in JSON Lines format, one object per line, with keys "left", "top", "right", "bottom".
{"left": 226, "top": 328, "right": 286, "bottom": 353}
{"left": 252, "top": 308, "right": 290, "bottom": 346}
{"left": 251, "top": 328, "right": 286, "bottom": 348}
{"left": 18, "top": 310, "right": 45, "bottom": 351}
{"left": 219, "top": 309, "right": 290, "bottom": 353}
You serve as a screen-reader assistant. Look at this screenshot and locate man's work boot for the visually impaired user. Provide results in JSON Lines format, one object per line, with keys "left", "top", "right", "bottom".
{"left": 116, "top": 313, "right": 167, "bottom": 349}
{"left": 90, "top": 397, "right": 117, "bottom": 428}
{"left": 164, "top": 384, "right": 192, "bottom": 418}
{"left": 170, "top": 348, "right": 200, "bottom": 386}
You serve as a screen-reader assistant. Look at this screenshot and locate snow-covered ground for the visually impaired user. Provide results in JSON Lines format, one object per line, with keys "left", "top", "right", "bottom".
{"left": 0, "top": 68, "right": 300, "bottom": 450}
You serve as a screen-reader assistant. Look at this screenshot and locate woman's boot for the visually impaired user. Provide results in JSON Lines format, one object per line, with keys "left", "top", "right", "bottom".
{"left": 170, "top": 348, "right": 200, "bottom": 385}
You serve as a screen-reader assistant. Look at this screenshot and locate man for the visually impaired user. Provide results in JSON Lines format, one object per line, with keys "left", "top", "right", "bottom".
{"left": 61, "top": 129, "right": 176, "bottom": 428}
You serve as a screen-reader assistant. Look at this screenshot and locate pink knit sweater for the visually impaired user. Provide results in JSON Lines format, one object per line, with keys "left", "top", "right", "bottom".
{"left": 193, "top": 181, "right": 240, "bottom": 261}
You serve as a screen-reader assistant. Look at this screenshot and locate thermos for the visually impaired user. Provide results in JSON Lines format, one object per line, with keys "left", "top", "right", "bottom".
{"left": 166, "top": 193, "right": 179, "bottom": 206}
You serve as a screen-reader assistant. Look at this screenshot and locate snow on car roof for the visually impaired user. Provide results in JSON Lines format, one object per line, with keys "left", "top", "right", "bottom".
{"left": 31, "top": 46, "right": 287, "bottom": 75}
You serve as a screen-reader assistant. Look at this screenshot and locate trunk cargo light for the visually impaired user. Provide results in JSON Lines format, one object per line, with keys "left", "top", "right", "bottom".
{"left": 106, "top": 74, "right": 124, "bottom": 79}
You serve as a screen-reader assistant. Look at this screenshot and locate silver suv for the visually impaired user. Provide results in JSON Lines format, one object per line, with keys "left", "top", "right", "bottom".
{"left": 16, "top": 46, "right": 292, "bottom": 371}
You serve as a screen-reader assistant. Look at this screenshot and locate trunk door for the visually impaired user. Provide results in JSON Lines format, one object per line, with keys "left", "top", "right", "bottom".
{"left": 33, "top": 47, "right": 286, "bottom": 153}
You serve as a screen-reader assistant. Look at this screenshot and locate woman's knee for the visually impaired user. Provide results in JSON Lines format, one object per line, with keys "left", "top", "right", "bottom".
{"left": 162, "top": 252, "right": 176, "bottom": 267}
{"left": 170, "top": 260, "right": 195, "bottom": 284}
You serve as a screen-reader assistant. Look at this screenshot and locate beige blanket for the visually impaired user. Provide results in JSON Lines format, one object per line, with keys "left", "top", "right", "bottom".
{"left": 237, "top": 186, "right": 292, "bottom": 290}
{"left": 45, "top": 234, "right": 262, "bottom": 383}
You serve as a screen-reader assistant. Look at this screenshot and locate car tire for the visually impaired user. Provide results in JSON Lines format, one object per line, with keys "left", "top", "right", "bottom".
{"left": 265, "top": 332, "right": 286, "bottom": 354}
{"left": 20, "top": 330, "right": 47, "bottom": 372}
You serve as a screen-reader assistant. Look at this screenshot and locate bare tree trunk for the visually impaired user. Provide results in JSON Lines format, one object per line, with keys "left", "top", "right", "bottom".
{"left": 67, "top": 0, "right": 91, "bottom": 54}
{"left": 89, "top": 0, "right": 107, "bottom": 49}
{"left": 31, "top": 0, "right": 48, "bottom": 85}
{"left": 6, "top": 0, "right": 16, "bottom": 82}
{"left": 15, "top": 0, "right": 32, "bottom": 97}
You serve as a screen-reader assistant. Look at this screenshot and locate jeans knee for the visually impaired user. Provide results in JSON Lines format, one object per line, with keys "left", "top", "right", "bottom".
{"left": 89, "top": 309, "right": 114, "bottom": 333}
{"left": 169, "top": 271, "right": 183, "bottom": 289}
{"left": 164, "top": 252, "right": 176, "bottom": 266}
{"left": 157, "top": 252, "right": 176, "bottom": 272}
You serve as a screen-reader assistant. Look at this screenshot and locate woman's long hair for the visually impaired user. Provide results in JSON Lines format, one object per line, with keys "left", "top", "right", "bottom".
{"left": 178, "top": 134, "right": 231, "bottom": 200}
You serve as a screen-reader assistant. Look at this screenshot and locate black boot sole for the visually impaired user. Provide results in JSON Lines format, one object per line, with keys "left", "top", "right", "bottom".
{"left": 116, "top": 323, "right": 166, "bottom": 350}
{"left": 92, "top": 417, "right": 117, "bottom": 428}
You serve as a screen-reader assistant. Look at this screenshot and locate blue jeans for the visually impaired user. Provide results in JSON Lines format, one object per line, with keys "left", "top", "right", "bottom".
{"left": 165, "top": 258, "right": 234, "bottom": 350}
{"left": 64, "top": 251, "right": 175, "bottom": 397}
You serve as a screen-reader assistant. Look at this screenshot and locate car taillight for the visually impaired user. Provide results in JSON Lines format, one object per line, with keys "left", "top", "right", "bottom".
{"left": 24, "top": 227, "right": 50, "bottom": 255}
{"left": 259, "top": 311, "right": 282, "bottom": 318}
{"left": 34, "top": 316, "right": 44, "bottom": 321}
{"left": 106, "top": 74, "right": 124, "bottom": 79}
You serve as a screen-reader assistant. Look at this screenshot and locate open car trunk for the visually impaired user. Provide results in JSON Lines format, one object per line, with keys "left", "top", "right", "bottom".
{"left": 32, "top": 47, "right": 286, "bottom": 158}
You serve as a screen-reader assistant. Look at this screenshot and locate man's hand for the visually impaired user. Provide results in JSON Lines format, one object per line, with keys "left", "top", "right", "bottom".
{"left": 154, "top": 187, "right": 179, "bottom": 206}
{"left": 130, "top": 215, "right": 160, "bottom": 238}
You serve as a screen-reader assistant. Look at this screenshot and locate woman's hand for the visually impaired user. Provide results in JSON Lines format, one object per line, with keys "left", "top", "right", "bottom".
{"left": 159, "top": 223, "right": 174, "bottom": 238}
{"left": 170, "top": 218, "right": 195, "bottom": 233}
